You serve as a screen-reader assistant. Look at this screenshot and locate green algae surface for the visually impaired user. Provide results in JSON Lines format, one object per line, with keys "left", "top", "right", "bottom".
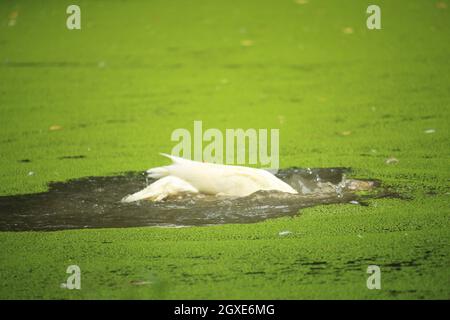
{"left": 0, "top": 0, "right": 449, "bottom": 299}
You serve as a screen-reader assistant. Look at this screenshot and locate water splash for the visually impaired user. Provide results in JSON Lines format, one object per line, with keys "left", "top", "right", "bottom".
{"left": 0, "top": 168, "right": 383, "bottom": 231}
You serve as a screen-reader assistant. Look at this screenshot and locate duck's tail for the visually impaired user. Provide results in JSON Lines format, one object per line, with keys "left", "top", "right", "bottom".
{"left": 146, "top": 167, "right": 169, "bottom": 179}
{"left": 145, "top": 153, "right": 192, "bottom": 178}
{"left": 159, "top": 153, "right": 192, "bottom": 164}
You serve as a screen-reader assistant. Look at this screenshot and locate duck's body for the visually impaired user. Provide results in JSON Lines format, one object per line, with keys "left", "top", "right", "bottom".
{"left": 121, "top": 154, "right": 297, "bottom": 202}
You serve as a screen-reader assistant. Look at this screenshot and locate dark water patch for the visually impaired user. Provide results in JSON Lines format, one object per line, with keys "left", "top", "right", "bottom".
{"left": 2, "top": 61, "right": 96, "bottom": 68}
{"left": 18, "top": 159, "right": 31, "bottom": 163}
{"left": 387, "top": 290, "right": 418, "bottom": 297}
{"left": 105, "top": 119, "right": 132, "bottom": 124}
{"left": 0, "top": 138, "right": 17, "bottom": 144}
{"left": 288, "top": 64, "right": 317, "bottom": 72}
{"left": 244, "top": 271, "right": 266, "bottom": 275}
{"left": 58, "top": 155, "right": 86, "bottom": 160}
{"left": 384, "top": 260, "right": 419, "bottom": 270}
{"left": 297, "top": 261, "right": 328, "bottom": 266}
{"left": 0, "top": 168, "right": 389, "bottom": 232}
{"left": 223, "top": 64, "right": 242, "bottom": 69}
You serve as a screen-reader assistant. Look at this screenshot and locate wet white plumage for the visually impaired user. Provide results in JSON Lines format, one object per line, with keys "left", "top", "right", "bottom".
{"left": 121, "top": 153, "right": 297, "bottom": 202}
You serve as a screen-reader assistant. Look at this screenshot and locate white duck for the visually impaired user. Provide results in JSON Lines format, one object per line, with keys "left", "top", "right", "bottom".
{"left": 121, "top": 153, "right": 297, "bottom": 202}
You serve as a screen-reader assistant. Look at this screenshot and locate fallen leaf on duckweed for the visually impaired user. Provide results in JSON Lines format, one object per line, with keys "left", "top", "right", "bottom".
{"left": 339, "top": 131, "right": 352, "bottom": 136}
{"left": 9, "top": 11, "right": 19, "bottom": 19}
{"left": 436, "top": 2, "right": 447, "bottom": 9}
{"left": 241, "top": 39, "right": 254, "bottom": 47}
{"left": 342, "top": 27, "right": 354, "bottom": 34}
{"left": 8, "top": 11, "right": 19, "bottom": 27}
{"left": 424, "top": 129, "right": 435, "bottom": 134}
{"left": 49, "top": 125, "right": 62, "bottom": 131}
{"left": 385, "top": 157, "right": 399, "bottom": 165}
{"left": 295, "top": 0, "right": 308, "bottom": 4}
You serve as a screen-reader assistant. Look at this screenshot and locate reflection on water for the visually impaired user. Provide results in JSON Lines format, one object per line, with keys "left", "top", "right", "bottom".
{"left": 0, "top": 168, "right": 383, "bottom": 231}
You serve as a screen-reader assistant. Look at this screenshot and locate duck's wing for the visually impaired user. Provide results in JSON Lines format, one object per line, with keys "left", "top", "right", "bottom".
{"left": 226, "top": 167, "right": 298, "bottom": 194}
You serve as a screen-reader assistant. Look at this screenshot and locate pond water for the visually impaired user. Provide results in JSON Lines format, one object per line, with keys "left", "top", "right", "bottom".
{"left": 0, "top": 168, "right": 384, "bottom": 231}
